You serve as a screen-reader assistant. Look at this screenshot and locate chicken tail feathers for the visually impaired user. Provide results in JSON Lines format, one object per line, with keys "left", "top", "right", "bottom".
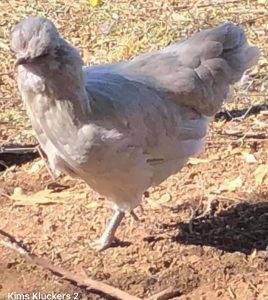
{"left": 120, "top": 23, "right": 260, "bottom": 116}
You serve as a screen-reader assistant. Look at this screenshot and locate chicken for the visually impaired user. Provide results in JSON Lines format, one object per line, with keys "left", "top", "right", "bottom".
{"left": 10, "top": 16, "right": 259, "bottom": 250}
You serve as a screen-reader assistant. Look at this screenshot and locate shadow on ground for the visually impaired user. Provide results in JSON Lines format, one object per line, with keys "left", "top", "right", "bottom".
{"left": 0, "top": 152, "right": 39, "bottom": 172}
{"left": 169, "top": 201, "right": 268, "bottom": 255}
{"left": 215, "top": 103, "right": 268, "bottom": 121}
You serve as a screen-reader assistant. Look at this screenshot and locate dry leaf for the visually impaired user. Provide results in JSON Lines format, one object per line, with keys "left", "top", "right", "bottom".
{"left": 188, "top": 158, "right": 212, "bottom": 165}
{"left": 28, "top": 160, "right": 45, "bottom": 174}
{"left": 242, "top": 152, "right": 257, "bottom": 164}
{"left": 171, "top": 13, "right": 190, "bottom": 22}
{"left": 0, "top": 40, "right": 9, "bottom": 50}
{"left": 85, "top": 201, "right": 99, "bottom": 209}
{"left": 217, "top": 176, "right": 243, "bottom": 192}
{"left": 88, "top": 0, "right": 102, "bottom": 7}
{"left": 213, "top": 119, "right": 226, "bottom": 129}
{"left": 147, "top": 193, "right": 172, "bottom": 208}
{"left": 157, "top": 193, "right": 172, "bottom": 204}
{"left": 230, "top": 147, "right": 243, "bottom": 155}
{"left": 254, "top": 165, "right": 268, "bottom": 186}
{"left": 13, "top": 187, "right": 24, "bottom": 196}
{"left": 8, "top": 188, "right": 69, "bottom": 205}
{"left": 147, "top": 199, "right": 167, "bottom": 209}
{"left": 225, "top": 129, "right": 242, "bottom": 135}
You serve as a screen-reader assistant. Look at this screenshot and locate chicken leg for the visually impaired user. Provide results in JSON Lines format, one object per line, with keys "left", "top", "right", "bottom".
{"left": 91, "top": 210, "right": 125, "bottom": 251}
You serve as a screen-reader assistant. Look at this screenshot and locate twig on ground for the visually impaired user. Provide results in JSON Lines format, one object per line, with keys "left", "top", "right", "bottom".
{"left": 194, "top": 198, "right": 217, "bottom": 220}
{"left": 146, "top": 287, "right": 182, "bottom": 300}
{"left": 188, "top": 206, "right": 195, "bottom": 234}
{"left": 210, "top": 195, "right": 246, "bottom": 202}
{"left": 0, "top": 143, "right": 57, "bottom": 181}
{"left": 0, "top": 71, "right": 14, "bottom": 77}
{"left": 0, "top": 160, "right": 9, "bottom": 169}
{"left": 0, "top": 145, "right": 38, "bottom": 154}
{"left": 36, "top": 145, "right": 56, "bottom": 181}
{"left": 0, "top": 97, "right": 21, "bottom": 102}
{"left": 0, "top": 229, "right": 141, "bottom": 300}
{"left": 227, "top": 286, "right": 237, "bottom": 300}
{"left": 229, "top": 105, "right": 254, "bottom": 121}
{"left": 219, "top": 132, "right": 267, "bottom": 140}
{"left": 239, "top": 14, "right": 268, "bottom": 25}
{"left": 177, "top": 0, "right": 241, "bottom": 10}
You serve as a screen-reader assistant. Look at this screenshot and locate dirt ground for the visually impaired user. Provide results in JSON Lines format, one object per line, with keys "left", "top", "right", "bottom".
{"left": 0, "top": 0, "right": 268, "bottom": 299}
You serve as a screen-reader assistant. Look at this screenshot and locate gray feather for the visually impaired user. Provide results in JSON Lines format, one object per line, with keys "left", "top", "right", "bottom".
{"left": 113, "top": 23, "right": 260, "bottom": 116}
{"left": 11, "top": 17, "right": 259, "bottom": 211}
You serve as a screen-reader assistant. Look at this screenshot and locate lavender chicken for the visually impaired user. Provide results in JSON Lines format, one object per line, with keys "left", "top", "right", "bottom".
{"left": 11, "top": 16, "right": 259, "bottom": 250}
